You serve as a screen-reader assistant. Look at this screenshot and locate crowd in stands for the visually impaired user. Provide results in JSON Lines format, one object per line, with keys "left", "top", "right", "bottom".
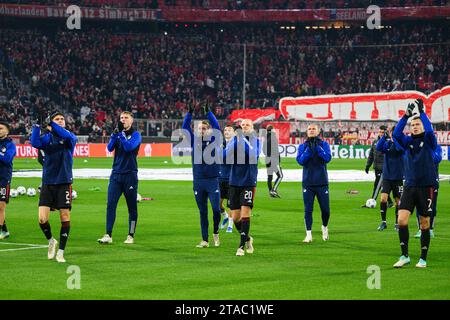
{"left": 1, "top": 21, "right": 449, "bottom": 138}
{"left": 3, "top": 0, "right": 448, "bottom": 9}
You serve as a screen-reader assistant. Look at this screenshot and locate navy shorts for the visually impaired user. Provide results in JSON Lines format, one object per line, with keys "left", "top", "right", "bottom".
{"left": 219, "top": 181, "right": 230, "bottom": 200}
{"left": 399, "top": 186, "right": 434, "bottom": 217}
{"left": 39, "top": 184, "right": 72, "bottom": 210}
{"left": 0, "top": 183, "right": 10, "bottom": 204}
{"left": 228, "top": 185, "right": 256, "bottom": 210}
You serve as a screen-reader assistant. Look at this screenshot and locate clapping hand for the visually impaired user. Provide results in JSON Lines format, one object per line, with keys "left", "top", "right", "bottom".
{"left": 405, "top": 103, "right": 415, "bottom": 118}
{"left": 415, "top": 99, "right": 424, "bottom": 114}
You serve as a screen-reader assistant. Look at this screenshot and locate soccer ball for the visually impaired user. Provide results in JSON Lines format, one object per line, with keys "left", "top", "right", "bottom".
{"left": 17, "top": 186, "right": 26, "bottom": 195}
{"left": 366, "top": 198, "right": 377, "bottom": 208}
{"left": 10, "top": 189, "right": 18, "bottom": 198}
{"left": 27, "top": 188, "right": 37, "bottom": 197}
{"left": 136, "top": 193, "right": 142, "bottom": 202}
{"left": 72, "top": 190, "right": 77, "bottom": 200}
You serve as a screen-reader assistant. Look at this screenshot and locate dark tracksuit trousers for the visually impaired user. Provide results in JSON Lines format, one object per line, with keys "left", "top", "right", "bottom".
{"left": 106, "top": 172, "right": 138, "bottom": 236}
{"left": 194, "top": 178, "right": 221, "bottom": 242}
{"left": 303, "top": 185, "right": 330, "bottom": 231}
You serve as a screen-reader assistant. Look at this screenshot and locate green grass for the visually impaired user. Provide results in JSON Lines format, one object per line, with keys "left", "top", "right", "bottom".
{"left": 2, "top": 175, "right": 450, "bottom": 300}
{"left": 12, "top": 157, "right": 450, "bottom": 173}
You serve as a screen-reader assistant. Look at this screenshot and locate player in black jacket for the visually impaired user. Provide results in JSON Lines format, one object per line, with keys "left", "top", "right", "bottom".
{"left": 362, "top": 125, "right": 393, "bottom": 208}
{"left": 264, "top": 125, "right": 283, "bottom": 198}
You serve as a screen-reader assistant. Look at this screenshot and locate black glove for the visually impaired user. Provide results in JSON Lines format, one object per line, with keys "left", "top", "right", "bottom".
{"left": 188, "top": 104, "right": 194, "bottom": 114}
{"left": 202, "top": 102, "right": 210, "bottom": 115}
{"left": 415, "top": 98, "right": 424, "bottom": 114}
{"left": 405, "top": 103, "right": 415, "bottom": 118}
{"left": 365, "top": 166, "right": 369, "bottom": 174}
{"left": 309, "top": 138, "right": 317, "bottom": 150}
{"left": 45, "top": 115, "right": 52, "bottom": 126}
{"left": 31, "top": 118, "right": 40, "bottom": 126}
{"left": 113, "top": 127, "right": 119, "bottom": 135}
{"left": 117, "top": 121, "right": 124, "bottom": 132}
{"left": 384, "top": 131, "right": 390, "bottom": 139}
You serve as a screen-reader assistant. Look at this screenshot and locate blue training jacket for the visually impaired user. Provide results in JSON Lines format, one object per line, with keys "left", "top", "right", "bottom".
{"left": 107, "top": 128, "right": 142, "bottom": 174}
{"left": 219, "top": 139, "right": 232, "bottom": 183}
{"left": 0, "top": 137, "right": 16, "bottom": 185}
{"left": 376, "top": 135, "right": 405, "bottom": 181}
{"left": 224, "top": 133, "right": 261, "bottom": 187}
{"left": 182, "top": 111, "right": 221, "bottom": 180}
{"left": 296, "top": 137, "right": 332, "bottom": 186}
{"left": 433, "top": 145, "right": 442, "bottom": 189}
{"left": 393, "top": 112, "right": 438, "bottom": 187}
{"left": 31, "top": 122, "right": 77, "bottom": 185}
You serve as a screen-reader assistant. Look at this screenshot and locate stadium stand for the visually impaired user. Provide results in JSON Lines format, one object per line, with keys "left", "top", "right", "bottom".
{"left": 0, "top": 2, "right": 448, "bottom": 138}
{"left": 2, "top": 0, "right": 448, "bottom": 8}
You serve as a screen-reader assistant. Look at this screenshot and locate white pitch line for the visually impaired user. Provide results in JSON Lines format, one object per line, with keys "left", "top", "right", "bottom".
{"left": 0, "top": 241, "right": 48, "bottom": 247}
{"left": 0, "top": 246, "right": 47, "bottom": 253}
{"left": 12, "top": 168, "right": 450, "bottom": 183}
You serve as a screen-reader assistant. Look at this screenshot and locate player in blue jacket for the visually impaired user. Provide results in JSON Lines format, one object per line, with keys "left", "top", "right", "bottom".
{"left": 392, "top": 99, "right": 437, "bottom": 268}
{"left": 414, "top": 144, "right": 442, "bottom": 239}
{"left": 98, "top": 111, "right": 142, "bottom": 245}
{"left": 183, "top": 103, "right": 222, "bottom": 248}
{"left": 224, "top": 119, "right": 261, "bottom": 256}
{"left": 375, "top": 126, "right": 405, "bottom": 231}
{"left": 219, "top": 125, "right": 235, "bottom": 233}
{"left": 31, "top": 111, "right": 77, "bottom": 263}
{"left": 0, "top": 121, "right": 16, "bottom": 240}
{"left": 296, "top": 124, "right": 332, "bottom": 243}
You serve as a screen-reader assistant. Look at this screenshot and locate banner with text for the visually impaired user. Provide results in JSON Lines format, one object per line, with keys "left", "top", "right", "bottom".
{"left": 2, "top": 4, "right": 449, "bottom": 22}
{"left": 0, "top": 4, "right": 159, "bottom": 21}
{"left": 278, "top": 144, "right": 371, "bottom": 159}
{"left": 280, "top": 86, "right": 450, "bottom": 123}
{"left": 14, "top": 143, "right": 172, "bottom": 158}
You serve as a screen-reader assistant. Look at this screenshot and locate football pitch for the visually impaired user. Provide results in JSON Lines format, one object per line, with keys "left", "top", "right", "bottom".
{"left": 1, "top": 158, "right": 449, "bottom": 300}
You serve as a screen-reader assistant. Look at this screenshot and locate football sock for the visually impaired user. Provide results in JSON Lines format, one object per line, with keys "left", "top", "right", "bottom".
{"left": 39, "top": 222, "right": 53, "bottom": 240}
{"left": 239, "top": 217, "right": 250, "bottom": 248}
{"left": 59, "top": 221, "right": 70, "bottom": 250}
{"left": 388, "top": 196, "right": 393, "bottom": 206}
{"left": 129, "top": 219, "right": 136, "bottom": 237}
{"left": 234, "top": 220, "right": 242, "bottom": 232}
{"left": 430, "top": 216, "right": 435, "bottom": 230}
{"left": 398, "top": 225, "right": 409, "bottom": 257}
{"left": 380, "top": 201, "right": 387, "bottom": 222}
{"left": 1, "top": 223, "right": 7, "bottom": 233}
{"left": 213, "top": 210, "right": 221, "bottom": 234}
{"left": 228, "top": 217, "right": 234, "bottom": 227}
{"left": 306, "top": 230, "right": 312, "bottom": 238}
{"left": 420, "top": 229, "right": 430, "bottom": 261}
{"left": 395, "top": 207, "right": 399, "bottom": 225}
{"left": 267, "top": 175, "right": 273, "bottom": 191}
